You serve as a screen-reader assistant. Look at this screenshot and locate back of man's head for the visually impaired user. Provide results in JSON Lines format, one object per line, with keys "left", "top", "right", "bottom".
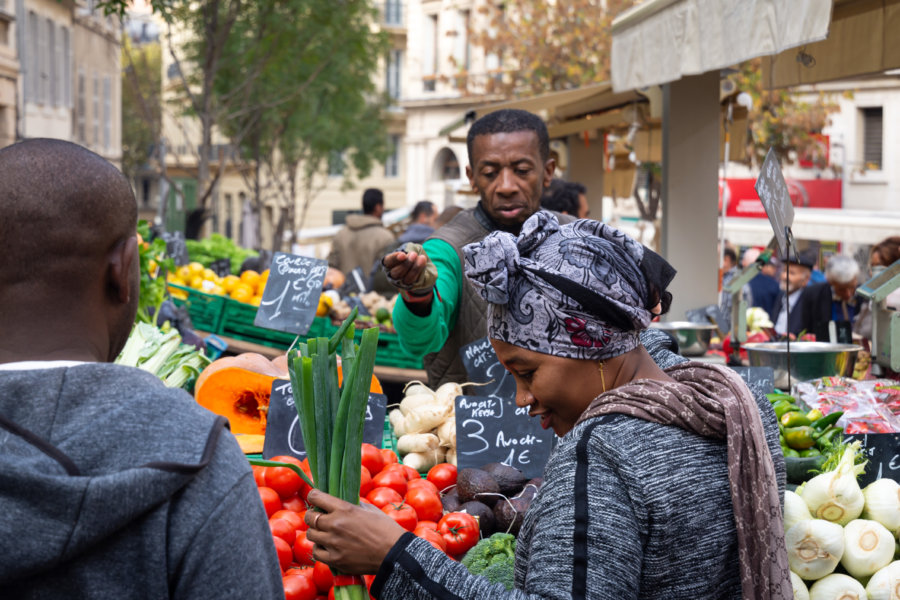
{"left": 411, "top": 200, "right": 435, "bottom": 223}
{"left": 362, "top": 188, "right": 384, "bottom": 215}
{"left": 0, "top": 139, "right": 138, "bottom": 360}
{"left": 466, "top": 109, "right": 550, "bottom": 166}
{"left": 826, "top": 255, "right": 860, "bottom": 285}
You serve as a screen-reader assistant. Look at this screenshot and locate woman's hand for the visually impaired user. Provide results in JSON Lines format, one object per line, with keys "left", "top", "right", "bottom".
{"left": 304, "top": 490, "right": 407, "bottom": 575}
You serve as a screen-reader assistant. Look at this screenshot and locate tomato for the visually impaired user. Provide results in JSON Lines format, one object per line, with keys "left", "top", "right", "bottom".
{"left": 380, "top": 448, "right": 399, "bottom": 466}
{"left": 283, "top": 573, "right": 318, "bottom": 600}
{"left": 285, "top": 566, "right": 314, "bottom": 578}
{"left": 415, "top": 520, "right": 438, "bottom": 531}
{"left": 414, "top": 525, "right": 448, "bottom": 552}
{"left": 282, "top": 495, "right": 308, "bottom": 513}
{"left": 382, "top": 501, "right": 418, "bottom": 531}
{"left": 372, "top": 469, "right": 407, "bottom": 497}
{"left": 366, "top": 486, "right": 403, "bottom": 508}
{"left": 407, "top": 478, "right": 440, "bottom": 496}
{"left": 293, "top": 530, "right": 316, "bottom": 565}
{"left": 258, "top": 486, "right": 282, "bottom": 517}
{"left": 359, "top": 466, "right": 373, "bottom": 497}
{"left": 313, "top": 561, "right": 334, "bottom": 594}
{"left": 272, "top": 509, "right": 305, "bottom": 532}
{"left": 252, "top": 465, "right": 268, "bottom": 487}
{"left": 361, "top": 443, "right": 385, "bottom": 476}
{"left": 264, "top": 464, "right": 304, "bottom": 499}
{"left": 400, "top": 465, "right": 421, "bottom": 481}
{"left": 427, "top": 463, "right": 457, "bottom": 493}
{"left": 269, "top": 517, "right": 297, "bottom": 545}
{"left": 405, "top": 487, "right": 443, "bottom": 522}
{"left": 437, "top": 512, "right": 479, "bottom": 557}
{"left": 273, "top": 535, "right": 293, "bottom": 571}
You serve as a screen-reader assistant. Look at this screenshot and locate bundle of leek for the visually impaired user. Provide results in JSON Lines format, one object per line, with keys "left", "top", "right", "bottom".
{"left": 253, "top": 308, "right": 377, "bottom": 600}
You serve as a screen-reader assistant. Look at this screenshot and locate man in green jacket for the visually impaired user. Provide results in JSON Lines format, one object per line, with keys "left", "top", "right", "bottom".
{"left": 383, "top": 109, "right": 568, "bottom": 387}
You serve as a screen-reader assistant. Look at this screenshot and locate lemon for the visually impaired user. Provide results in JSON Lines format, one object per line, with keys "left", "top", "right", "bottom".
{"left": 188, "top": 262, "right": 205, "bottom": 277}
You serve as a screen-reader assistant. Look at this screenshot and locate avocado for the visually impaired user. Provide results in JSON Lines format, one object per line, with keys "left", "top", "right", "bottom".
{"left": 493, "top": 496, "right": 530, "bottom": 536}
{"left": 458, "top": 501, "right": 496, "bottom": 537}
{"left": 480, "top": 462, "right": 528, "bottom": 496}
{"left": 456, "top": 468, "right": 500, "bottom": 506}
{"left": 441, "top": 487, "right": 461, "bottom": 513}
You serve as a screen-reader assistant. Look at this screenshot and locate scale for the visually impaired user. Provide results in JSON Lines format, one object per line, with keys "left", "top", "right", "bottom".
{"left": 855, "top": 259, "right": 900, "bottom": 372}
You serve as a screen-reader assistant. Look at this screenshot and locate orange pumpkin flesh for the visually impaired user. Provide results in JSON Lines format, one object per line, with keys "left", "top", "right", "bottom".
{"left": 194, "top": 352, "right": 381, "bottom": 435}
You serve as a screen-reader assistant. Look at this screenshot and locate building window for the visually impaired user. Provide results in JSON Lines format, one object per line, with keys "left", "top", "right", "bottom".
{"left": 385, "top": 134, "right": 400, "bottom": 178}
{"left": 102, "top": 76, "right": 111, "bottom": 150}
{"left": 40, "top": 18, "right": 52, "bottom": 104}
{"left": 328, "top": 151, "right": 345, "bottom": 177}
{"left": 76, "top": 71, "right": 86, "bottom": 142}
{"left": 26, "top": 12, "right": 38, "bottom": 102}
{"left": 423, "top": 14, "right": 437, "bottom": 92}
{"left": 455, "top": 10, "right": 470, "bottom": 72}
{"left": 92, "top": 74, "right": 100, "bottom": 146}
{"left": 49, "top": 22, "right": 59, "bottom": 106}
{"left": 384, "top": 0, "right": 402, "bottom": 26}
{"left": 386, "top": 49, "right": 401, "bottom": 100}
{"left": 861, "top": 107, "right": 883, "bottom": 171}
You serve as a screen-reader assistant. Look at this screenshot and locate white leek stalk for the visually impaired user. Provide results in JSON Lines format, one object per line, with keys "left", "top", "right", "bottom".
{"left": 786, "top": 490, "right": 814, "bottom": 532}
{"left": 862, "top": 479, "right": 900, "bottom": 538}
{"left": 786, "top": 519, "right": 845, "bottom": 580}
{"left": 809, "top": 573, "right": 866, "bottom": 600}
{"left": 841, "top": 519, "right": 896, "bottom": 579}
{"left": 866, "top": 560, "right": 900, "bottom": 600}
{"left": 791, "top": 570, "right": 811, "bottom": 600}
{"left": 801, "top": 441, "right": 867, "bottom": 525}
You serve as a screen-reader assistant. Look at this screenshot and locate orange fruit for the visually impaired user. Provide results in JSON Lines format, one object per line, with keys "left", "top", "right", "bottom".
{"left": 240, "top": 270, "right": 260, "bottom": 291}
{"left": 222, "top": 274, "right": 241, "bottom": 293}
{"left": 249, "top": 295, "right": 263, "bottom": 306}
{"left": 230, "top": 283, "right": 254, "bottom": 303}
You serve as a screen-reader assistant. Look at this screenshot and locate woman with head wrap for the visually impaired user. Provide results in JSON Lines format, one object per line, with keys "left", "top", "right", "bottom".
{"left": 303, "top": 212, "right": 790, "bottom": 600}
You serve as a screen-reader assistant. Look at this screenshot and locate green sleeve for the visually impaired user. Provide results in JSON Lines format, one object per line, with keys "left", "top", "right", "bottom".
{"left": 392, "top": 238, "right": 461, "bottom": 357}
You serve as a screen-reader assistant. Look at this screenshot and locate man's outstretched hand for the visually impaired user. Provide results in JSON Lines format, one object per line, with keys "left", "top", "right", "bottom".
{"left": 382, "top": 249, "right": 430, "bottom": 290}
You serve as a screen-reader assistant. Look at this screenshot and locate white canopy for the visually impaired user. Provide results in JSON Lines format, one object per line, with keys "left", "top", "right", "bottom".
{"left": 610, "top": 0, "right": 833, "bottom": 92}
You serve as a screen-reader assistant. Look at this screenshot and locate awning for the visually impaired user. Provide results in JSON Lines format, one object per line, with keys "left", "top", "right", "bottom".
{"left": 762, "top": 0, "right": 900, "bottom": 88}
{"left": 610, "top": 0, "right": 833, "bottom": 92}
{"left": 724, "top": 208, "right": 900, "bottom": 246}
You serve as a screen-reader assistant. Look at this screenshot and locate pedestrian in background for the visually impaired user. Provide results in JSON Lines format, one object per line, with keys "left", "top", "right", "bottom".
{"left": 327, "top": 188, "right": 396, "bottom": 279}
{"left": 397, "top": 200, "right": 438, "bottom": 245}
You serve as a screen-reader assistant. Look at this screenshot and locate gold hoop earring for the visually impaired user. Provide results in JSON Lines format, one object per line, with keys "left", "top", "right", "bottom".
{"left": 598, "top": 360, "right": 606, "bottom": 394}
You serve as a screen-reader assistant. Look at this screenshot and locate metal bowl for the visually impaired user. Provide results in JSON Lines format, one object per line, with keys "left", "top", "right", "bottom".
{"left": 742, "top": 341, "right": 863, "bottom": 389}
{"left": 649, "top": 321, "right": 718, "bottom": 356}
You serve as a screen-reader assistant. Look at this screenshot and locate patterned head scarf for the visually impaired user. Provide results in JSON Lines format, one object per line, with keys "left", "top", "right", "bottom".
{"left": 463, "top": 211, "right": 664, "bottom": 361}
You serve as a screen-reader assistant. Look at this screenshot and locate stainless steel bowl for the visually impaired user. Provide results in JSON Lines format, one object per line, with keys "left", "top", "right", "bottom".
{"left": 649, "top": 321, "right": 718, "bottom": 356}
{"left": 742, "top": 341, "right": 863, "bottom": 389}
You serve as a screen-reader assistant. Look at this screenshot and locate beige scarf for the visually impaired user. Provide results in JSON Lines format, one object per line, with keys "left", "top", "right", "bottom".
{"left": 576, "top": 361, "right": 792, "bottom": 600}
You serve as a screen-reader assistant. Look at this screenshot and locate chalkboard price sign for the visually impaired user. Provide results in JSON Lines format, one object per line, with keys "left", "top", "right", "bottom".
{"left": 262, "top": 379, "right": 388, "bottom": 461}
{"left": 843, "top": 433, "right": 900, "bottom": 487}
{"left": 459, "top": 337, "right": 516, "bottom": 401}
{"left": 754, "top": 148, "right": 795, "bottom": 257}
{"left": 254, "top": 252, "right": 328, "bottom": 335}
{"left": 454, "top": 394, "right": 555, "bottom": 479}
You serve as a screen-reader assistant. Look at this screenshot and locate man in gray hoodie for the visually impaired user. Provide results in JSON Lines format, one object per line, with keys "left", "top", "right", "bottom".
{"left": 0, "top": 139, "right": 283, "bottom": 598}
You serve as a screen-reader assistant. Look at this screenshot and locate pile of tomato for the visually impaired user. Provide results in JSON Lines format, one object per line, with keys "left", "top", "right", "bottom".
{"left": 252, "top": 443, "right": 480, "bottom": 600}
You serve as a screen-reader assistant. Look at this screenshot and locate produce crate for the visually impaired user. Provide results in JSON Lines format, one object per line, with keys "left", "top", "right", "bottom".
{"left": 382, "top": 416, "right": 397, "bottom": 455}
{"left": 328, "top": 322, "right": 424, "bottom": 370}
{"left": 219, "top": 298, "right": 330, "bottom": 349}
{"left": 169, "top": 284, "right": 227, "bottom": 334}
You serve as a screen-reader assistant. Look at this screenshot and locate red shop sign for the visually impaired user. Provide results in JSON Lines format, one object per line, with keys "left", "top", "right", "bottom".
{"left": 719, "top": 178, "right": 842, "bottom": 219}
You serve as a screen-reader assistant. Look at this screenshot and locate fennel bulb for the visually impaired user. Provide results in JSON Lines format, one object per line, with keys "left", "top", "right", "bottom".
{"left": 792, "top": 570, "right": 811, "bottom": 600}
{"left": 841, "top": 519, "right": 896, "bottom": 579}
{"left": 809, "top": 573, "right": 866, "bottom": 600}
{"left": 862, "top": 479, "right": 900, "bottom": 538}
{"left": 786, "top": 519, "right": 845, "bottom": 580}
{"left": 786, "top": 490, "right": 814, "bottom": 532}
{"left": 801, "top": 441, "right": 867, "bottom": 525}
{"left": 866, "top": 560, "right": 900, "bottom": 600}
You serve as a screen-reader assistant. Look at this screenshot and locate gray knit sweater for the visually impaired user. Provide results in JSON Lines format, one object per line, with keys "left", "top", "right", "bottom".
{"left": 371, "top": 330, "right": 785, "bottom": 599}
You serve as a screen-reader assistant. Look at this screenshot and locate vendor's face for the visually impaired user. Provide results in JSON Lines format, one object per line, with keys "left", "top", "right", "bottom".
{"left": 492, "top": 339, "right": 601, "bottom": 437}
{"left": 783, "top": 263, "right": 811, "bottom": 293}
{"left": 830, "top": 278, "right": 857, "bottom": 302}
{"left": 466, "top": 131, "right": 555, "bottom": 232}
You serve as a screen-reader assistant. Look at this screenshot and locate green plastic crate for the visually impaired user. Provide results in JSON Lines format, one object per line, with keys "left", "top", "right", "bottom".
{"left": 219, "top": 298, "right": 329, "bottom": 349}
{"left": 169, "top": 284, "right": 227, "bottom": 333}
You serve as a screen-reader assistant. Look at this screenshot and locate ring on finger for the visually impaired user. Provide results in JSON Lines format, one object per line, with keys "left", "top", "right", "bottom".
{"left": 313, "top": 512, "right": 322, "bottom": 529}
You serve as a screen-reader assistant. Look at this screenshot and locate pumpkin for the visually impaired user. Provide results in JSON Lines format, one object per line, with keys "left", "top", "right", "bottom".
{"left": 194, "top": 352, "right": 383, "bottom": 436}
{"left": 323, "top": 267, "right": 345, "bottom": 290}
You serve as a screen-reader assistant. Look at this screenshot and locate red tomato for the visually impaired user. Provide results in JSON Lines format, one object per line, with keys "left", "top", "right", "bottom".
{"left": 285, "top": 566, "right": 314, "bottom": 578}
{"left": 380, "top": 448, "right": 399, "bottom": 466}
{"left": 407, "top": 478, "right": 440, "bottom": 496}
{"left": 366, "top": 486, "right": 403, "bottom": 508}
{"left": 253, "top": 465, "right": 268, "bottom": 487}
{"left": 415, "top": 520, "right": 438, "bottom": 530}
{"left": 264, "top": 465, "right": 304, "bottom": 499}
{"left": 361, "top": 443, "right": 385, "bottom": 476}
{"left": 382, "top": 502, "right": 418, "bottom": 531}
{"left": 372, "top": 469, "right": 408, "bottom": 497}
{"left": 437, "top": 512, "right": 479, "bottom": 557}
{"left": 283, "top": 573, "right": 318, "bottom": 600}
{"left": 282, "top": 495, "right": 308, "bottom": 513}
{"left": 313, "top": 561, "right": 334, "bottom": 594}
{"left": 258, "top": 486, "right": 282, "bottom": 517}
{"left": 359, "top": 466, "right": 373, "bottom": 497}
{"left": 272, "top": 509, "right": 304, "bottom": 532}
{"left": 293, "top": 530, "right": 316, "bottom": 565}
{"left": 427, "top": 463, "right": 457, "bottom": 493}
{"left": 400, "top": 465, "right": 421, "bottom": 481}
{"left": 273, "top": 535, "right": 293, "bottom": 571}
{"left": 405, "top": 487, "right": 443, "bottom": 522}
{"left": 414, "top": 525, "right": 448, "bottom": 552}
{"left": 269, "top": 517, "right": 297, "bottom": 545}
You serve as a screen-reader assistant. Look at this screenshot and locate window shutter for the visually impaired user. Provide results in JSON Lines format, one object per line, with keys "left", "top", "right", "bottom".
{"left": 862, "top": 107, "right": 883, "bottom": 170}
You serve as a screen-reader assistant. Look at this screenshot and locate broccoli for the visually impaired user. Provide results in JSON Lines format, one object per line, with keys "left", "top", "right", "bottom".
{"left": 461, "top": 533, "right": 517, "bottom": 589}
